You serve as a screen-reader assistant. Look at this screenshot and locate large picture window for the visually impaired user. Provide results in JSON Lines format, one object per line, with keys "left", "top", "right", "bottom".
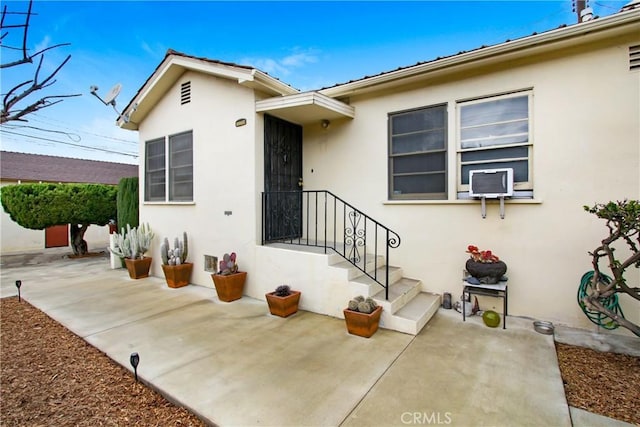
{"left": 457, "top": 92, "right": 532, "bottom": 194}
{"left": 144, "top": 131, "right": 193, "bottom": 202}
{"left": 389, "top": 104, "right": 447, "bottom": 200}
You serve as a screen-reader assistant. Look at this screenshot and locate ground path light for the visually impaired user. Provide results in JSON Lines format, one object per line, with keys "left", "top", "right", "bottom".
{"left": 130, "top": 352, "right": 140, "bottom": 381}
{"left": 15, "top": 280, "right": 22, "bottom": 302}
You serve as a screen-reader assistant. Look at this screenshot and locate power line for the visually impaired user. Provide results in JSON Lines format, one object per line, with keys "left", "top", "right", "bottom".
{"left": 30, "top": 113, "right": 138, "bottom": 145}
{"left": 1, "top": 129, "right": 138, "bottom": 158}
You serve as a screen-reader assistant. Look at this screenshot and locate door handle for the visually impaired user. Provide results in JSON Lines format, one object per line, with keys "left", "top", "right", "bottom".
{"left": 298, "top": 178, "right": 304, "bottom": 188}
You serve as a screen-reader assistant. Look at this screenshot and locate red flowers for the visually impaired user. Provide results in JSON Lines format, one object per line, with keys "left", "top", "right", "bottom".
{"left": 466, "top": 245, "right": 500, "bottom": 263}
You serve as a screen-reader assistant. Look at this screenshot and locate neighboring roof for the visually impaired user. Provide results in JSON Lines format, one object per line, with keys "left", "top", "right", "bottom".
{"left": 0, "top": 151, "right": 138, "bottom": 185}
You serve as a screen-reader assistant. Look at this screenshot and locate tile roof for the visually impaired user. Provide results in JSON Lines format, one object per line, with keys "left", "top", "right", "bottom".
{"left": 0, "top": 151, "right": 138, "bottom": 185}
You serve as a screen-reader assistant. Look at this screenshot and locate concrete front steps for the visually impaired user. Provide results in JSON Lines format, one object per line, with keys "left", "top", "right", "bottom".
{"left": 328, "top": 252, "right": 441, "bottom": 335}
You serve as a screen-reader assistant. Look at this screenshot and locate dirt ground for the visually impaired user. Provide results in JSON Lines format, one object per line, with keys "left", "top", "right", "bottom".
{"left": 1, "top": 296, "right": 638, "bottom": 426}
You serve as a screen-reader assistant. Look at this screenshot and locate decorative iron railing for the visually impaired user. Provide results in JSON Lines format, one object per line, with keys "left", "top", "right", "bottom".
{"left": 261, "top": 190, "right": 401, "bottom": 300}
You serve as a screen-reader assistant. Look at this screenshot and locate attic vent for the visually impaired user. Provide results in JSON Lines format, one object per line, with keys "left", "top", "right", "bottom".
{"left": 180, "top": 81, "right": 191, "bottom": 104}
{"left": 630, "top": 45, "right": 640, "bottom": 71}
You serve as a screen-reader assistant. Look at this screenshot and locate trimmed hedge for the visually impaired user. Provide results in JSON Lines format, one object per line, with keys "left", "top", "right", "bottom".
{"left": 0, "top": 183, "right": 117, "bottom": 230}
{"left": 116, "top": 177, "right": 139, "bottom": 230}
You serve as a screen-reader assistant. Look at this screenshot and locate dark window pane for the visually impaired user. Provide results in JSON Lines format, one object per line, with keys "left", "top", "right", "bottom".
{"left": 169, "top": 131, "right": 193, "bottom": 201}
{"left": 145, "top": 138, "right": 165, "bottom": 201}
{"left": 461, "top": 146, "right": 529, "bottom": 162}
{"left": 393, "top": 174, "right": 446, "bottom": 195}
{"left": 392, "top": 129, "right": 445, "bottom": 154}
{"left": 394, "top": 152, "right": 445, "bottom": 174}
{"left": 391, "top": 106, "right": 446, "bottom": 135}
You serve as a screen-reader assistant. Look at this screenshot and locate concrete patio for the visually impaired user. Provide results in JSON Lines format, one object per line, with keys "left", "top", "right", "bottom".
{"left": 0, "top": 252, "right": 634, "bottom": 426}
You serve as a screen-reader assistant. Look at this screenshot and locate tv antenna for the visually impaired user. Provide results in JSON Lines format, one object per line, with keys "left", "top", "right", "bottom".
{"left": 89, "top": 83, "right": 130, "bottom": 122}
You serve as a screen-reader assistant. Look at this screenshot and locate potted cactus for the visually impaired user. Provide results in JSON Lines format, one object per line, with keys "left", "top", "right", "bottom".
{"left": 109, "top": 223, "right": 155, "bottom": 279}
{"left": 265, "top": 285, "right": 301, "bottom": 317}
{"left": 211, "top": 252, "right": 247, "bottom": 302}
{"left": 343, "top": 295, "right": 383, "bottom": 338}
{"left": 160, "top": 232, "right": 192, "bottom": 288}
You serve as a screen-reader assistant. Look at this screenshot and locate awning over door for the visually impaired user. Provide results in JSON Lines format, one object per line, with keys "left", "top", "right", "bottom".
{"left": 256, "top": 91, "right": 355, "bottom": 126}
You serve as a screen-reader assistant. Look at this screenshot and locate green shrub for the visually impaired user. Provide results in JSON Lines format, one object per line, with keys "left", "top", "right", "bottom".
{"left": 117, "top": 177, "right": 139, "bottom": 230}
{"left": 1, "top": 183, "right": 116, "bottom": 229}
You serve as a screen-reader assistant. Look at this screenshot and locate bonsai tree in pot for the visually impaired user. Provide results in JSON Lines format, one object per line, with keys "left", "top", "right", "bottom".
{"left": 110, "top": 223, "right": 154, "bottom": 279}
{"left": 159, "top": 232, "right": 192, "bottom": 288}
{"left": 266, "top": 285, "right": 301, "bottom": 317}
{"left": 465, "top": 245, "right": 507, "bottom": 284}
{"left": 343, "top": 295, "right": 383, "bottom": 338}
{"left": 211, "top": 252, "right": 246, "bottom": 302}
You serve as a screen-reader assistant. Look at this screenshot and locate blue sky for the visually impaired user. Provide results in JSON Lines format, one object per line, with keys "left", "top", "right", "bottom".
{"left": 0, "top": 0, "right": 630, "bottom": 165}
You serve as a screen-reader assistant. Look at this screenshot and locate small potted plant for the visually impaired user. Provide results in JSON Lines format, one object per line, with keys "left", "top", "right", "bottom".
{"left": 109, "top": 223, "right": 155, "bottom": 279}
{"left": 159, "top": 232, "right": 192, "bottom": 288}
{"left": 465, "top": 244, "right": 507, "bottom": 284}
{"left": 211, "top": 252, "right": 247, "bottom": 302}
{"left": 343, "top": 295, "right": 383, "bottom": 338}
{"left": 266, "top": 285, "right": 301, "bottom": 317}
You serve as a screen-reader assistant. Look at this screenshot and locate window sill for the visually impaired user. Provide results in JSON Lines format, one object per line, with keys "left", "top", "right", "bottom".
{"left": 143, "top": 201, "right": 196, "bottom": 206}
{"left": 384, "top": 198, "right": 542, "bottom": 206}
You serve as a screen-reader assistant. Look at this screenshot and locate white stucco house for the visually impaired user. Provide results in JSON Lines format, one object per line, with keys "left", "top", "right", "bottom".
{"left": 118, "top": 6, "right": 639, "bottom": 335}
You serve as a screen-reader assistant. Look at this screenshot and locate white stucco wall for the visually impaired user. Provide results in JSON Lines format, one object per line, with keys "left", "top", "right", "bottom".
{"left": 137, "top": 71, "right": 263, "bottom": 293}
{"left": 302, "top": 35, "right": 639, "bottom": 332}
{"left": 1, "top": 181, "right": 112, "bottom": 254}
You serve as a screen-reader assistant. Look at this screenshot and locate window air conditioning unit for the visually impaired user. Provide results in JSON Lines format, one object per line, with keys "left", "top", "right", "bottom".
{"left": 469, "top": 168, "right": 514, "bottom": 219}
{"left": 469, "top": 168, "right": 514, "bottom": 198}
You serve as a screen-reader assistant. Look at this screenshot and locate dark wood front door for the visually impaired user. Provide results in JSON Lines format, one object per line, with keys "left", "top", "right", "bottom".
{"left": 264, "top": 115, "right": 303, "bottom": 242}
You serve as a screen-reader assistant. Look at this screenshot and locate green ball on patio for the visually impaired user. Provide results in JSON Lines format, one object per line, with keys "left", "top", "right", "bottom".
{"left": 482, "top": 310, "right": 501, "bottom": 328}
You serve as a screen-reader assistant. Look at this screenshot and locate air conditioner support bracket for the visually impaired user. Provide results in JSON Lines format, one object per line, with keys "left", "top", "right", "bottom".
{"left": 481, "top": 197, "right": 487, "bottom": 219}
{"left": 480, "top": 196, "right": 506, "bottom": 219}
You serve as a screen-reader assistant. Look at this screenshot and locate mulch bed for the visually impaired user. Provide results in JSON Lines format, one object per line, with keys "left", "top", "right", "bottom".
{"left": 1, "top": 295, "right": 638, "bottom": 426}
{"left": 555, "top": 342, "right": 640, "bottom": 425}
{"left": 0, "top": 297, "right": 206, "bottom": 427}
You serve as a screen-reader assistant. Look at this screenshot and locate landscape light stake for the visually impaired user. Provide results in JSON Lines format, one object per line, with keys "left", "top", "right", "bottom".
{"left": 130, "top": 352, "right": 140, "bottom": 382}
{"left": 15, "top": 280, "right": 22, "bottom": 302}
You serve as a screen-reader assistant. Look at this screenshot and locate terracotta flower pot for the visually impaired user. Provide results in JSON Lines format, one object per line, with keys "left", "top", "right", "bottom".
{"left": 124, "top": 257, "right": 152, "bottom": 279}
{"left": 266, "top": 290, "right": 301, "bottom": 317}
{"left": 161, "top": 263, "right": 193, "bottom": 288}
{"left": 343, "top": 305, "right": 383, "bottom": 338}
{"left": 211, "top": 272, "right": 247, "bottom": 302}
{"left": 465, "top": 259, "right": 507, "bottom": 284}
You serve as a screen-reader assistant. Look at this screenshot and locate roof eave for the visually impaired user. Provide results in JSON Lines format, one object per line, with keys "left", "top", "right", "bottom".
{"left": 320, "top": 9, "right": 640, "bottom": 98}
{"left": 118, "top": 54, "right": 298, "bottom": 130}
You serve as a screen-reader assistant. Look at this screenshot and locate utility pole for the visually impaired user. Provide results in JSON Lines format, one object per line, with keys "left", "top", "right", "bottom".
{"left": 573, "top": 0, "right": 592, "bottom": 22}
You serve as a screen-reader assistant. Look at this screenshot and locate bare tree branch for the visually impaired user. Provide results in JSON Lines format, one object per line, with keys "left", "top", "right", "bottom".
{"left": 0, "top": 0, "right": 80, "bottom": 126}
{"left": 1, "top": 43, "right": 71, "bottom": 69}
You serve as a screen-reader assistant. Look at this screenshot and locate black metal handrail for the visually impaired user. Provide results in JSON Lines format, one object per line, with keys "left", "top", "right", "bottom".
{"left": 261, "top": 190, "right": 401, "bottom": 300}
